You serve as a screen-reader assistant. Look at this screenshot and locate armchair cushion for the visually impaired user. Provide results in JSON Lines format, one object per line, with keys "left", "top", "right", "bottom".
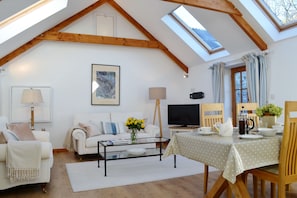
{"left": 2, "top": 130, "right": 19, "bottom": 142}
{"left": 7, "top": 123, "right": 35, "bottom": 141}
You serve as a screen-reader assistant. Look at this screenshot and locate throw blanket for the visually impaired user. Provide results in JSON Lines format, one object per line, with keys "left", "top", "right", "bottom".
{"left": 6, "top": 141, "right": 41, "bottom": 182}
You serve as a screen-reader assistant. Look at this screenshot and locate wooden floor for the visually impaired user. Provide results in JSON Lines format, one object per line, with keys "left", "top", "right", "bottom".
{"left": 1, "top": 151, "right": 297, "bottom": 198}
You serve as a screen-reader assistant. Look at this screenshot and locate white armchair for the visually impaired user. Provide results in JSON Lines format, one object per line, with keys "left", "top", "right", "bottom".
{"left": 0, "top": 116, "right": 53, "bottom": 192}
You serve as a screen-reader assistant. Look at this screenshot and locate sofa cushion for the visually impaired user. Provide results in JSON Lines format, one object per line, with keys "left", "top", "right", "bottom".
{"left": 102, "top": 122, "right": 120, "bottom": 135}
{"left": 0, "top": 132, "right": 7, "bottom": 144}
{"left": 73, "top": 113, "right": 110, "bottom": 126}
{"left": 117, "top": 122, "right": 127, "bottom": 133}
{"left": 79, "top": 121, "right": 103, "bottom": 137}
{"left": 7, "top": 123, "right": 36, "bottom": 141}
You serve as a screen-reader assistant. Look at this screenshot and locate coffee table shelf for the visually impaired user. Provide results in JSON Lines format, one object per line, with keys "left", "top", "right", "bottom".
{"left": 98, "top": 137, "right": 169, "bottom": 176}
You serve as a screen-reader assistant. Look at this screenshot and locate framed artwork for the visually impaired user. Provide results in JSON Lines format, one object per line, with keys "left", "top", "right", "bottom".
{"left": 91, "top": 64, "right": 120, "bottom": 105}
{"left": 10, "top": 86, "right": 52, "bottom": 123}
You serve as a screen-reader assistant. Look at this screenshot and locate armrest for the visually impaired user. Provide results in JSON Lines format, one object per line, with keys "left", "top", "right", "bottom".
{"left": 72, "top": 128, "right": 87, "bottom": 154}
{"left": 33, "top": 130, "right": 50, "bottom": 142}
{"left": 72, "top": 128, "right": 87, "bottom": 140}
{"left": 145, "top": 124, "right": 160, "bottom": 137}
{"left": 0, "top": 142, "right": 52, "bottom": 162}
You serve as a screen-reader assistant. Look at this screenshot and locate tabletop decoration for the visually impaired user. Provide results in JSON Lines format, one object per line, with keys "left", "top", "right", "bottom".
{"left": 125, "top": 117, "right": 145, "bottom": 143}
{"left": 256, "top": 104, "right": 282, "bottom": 128}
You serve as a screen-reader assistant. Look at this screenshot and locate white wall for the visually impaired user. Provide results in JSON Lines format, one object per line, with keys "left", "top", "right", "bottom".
{"left": 268, "top": 36, "right": 297, "bottom": 123}
{"left": 1, "top": 41, "right": 193, "bottom": 148}
{"left": 1, "top": 4, "right": 297, "bottom": 148}
{"left": 0, "top": 5, "right": 191, "bottom": 148}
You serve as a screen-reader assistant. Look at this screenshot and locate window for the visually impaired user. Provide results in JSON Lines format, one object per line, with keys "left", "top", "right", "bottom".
{"left": 0, "top": 0, "right": 68, "bottom": 44}
{"left": 231, "top": 66, "right": 248, "bottom": 125}
{"left": 171, "top": 6, "right": 223, "bottom": 53}
{"left": 256, "top": 0, "right": 297, "bottom": 31}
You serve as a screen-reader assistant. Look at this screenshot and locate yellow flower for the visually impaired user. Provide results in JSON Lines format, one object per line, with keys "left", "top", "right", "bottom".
{"left": 125, "top": 117, "right": 145, "bottom": 131}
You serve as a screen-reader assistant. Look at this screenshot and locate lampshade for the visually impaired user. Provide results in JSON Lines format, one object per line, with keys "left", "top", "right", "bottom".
{"left": 21, "top": 89, "right": 43, "bottom": 105}
{"left": 149, "top": 87, "right": 166, "bottom": 100}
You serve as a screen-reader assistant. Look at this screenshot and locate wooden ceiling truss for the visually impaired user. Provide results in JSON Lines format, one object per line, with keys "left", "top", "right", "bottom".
{"left": 0, "top": 0, "right": 268, "bottom": 73}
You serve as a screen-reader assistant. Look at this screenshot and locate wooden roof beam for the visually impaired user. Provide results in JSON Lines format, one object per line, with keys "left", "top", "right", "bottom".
{"left": 37, "top": 32, "right": 163, "bottom": 49}
{"left": 162, "top": 0, "right": 241, "bottom": 15}
{"left": 109, "top": 0, "right": 188, "bottom": 73}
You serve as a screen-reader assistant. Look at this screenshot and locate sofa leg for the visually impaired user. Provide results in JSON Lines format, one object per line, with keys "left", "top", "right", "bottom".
{"left": 41, "top": 183, "right": 47, "bottom": 193}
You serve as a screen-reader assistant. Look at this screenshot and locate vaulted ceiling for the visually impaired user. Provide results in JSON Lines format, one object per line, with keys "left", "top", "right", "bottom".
{"left": 0, "top": 0, "right": 295, "bottom": 73}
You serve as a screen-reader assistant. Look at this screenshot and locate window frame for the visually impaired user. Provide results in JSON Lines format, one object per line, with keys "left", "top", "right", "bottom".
{"left": 231, "top": 65, "right": 247, "bottom": 125}
{"left": 255, "top": 0, "right": 297, "bottom": 31}
{"left": 170, "top": 6, "right": 224, "bottom": 54}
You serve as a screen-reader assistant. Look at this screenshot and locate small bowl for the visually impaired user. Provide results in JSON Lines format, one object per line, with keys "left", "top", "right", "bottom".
{"left": 258, "top": 128, "right": 277, "bottom": 137}
{"left": 127, "top": 148, "right": 146, "bottom": 156}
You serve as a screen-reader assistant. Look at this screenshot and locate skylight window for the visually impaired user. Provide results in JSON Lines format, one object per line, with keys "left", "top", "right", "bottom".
{"left": 0, "top": 0, "right": 68, "bottom": 44}
{"left": 256, "top": 0, "right": 297, "bottom": 31}
{"left": 171, "top": 6, "right": 223, "bottom": 53}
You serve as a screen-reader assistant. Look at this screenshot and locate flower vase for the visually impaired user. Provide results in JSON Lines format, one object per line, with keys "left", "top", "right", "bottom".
{"left": 261, "top": 116, "right": 276, "bottom": 128}
{"left": 130, "top": 129, "right": 137, "bottom": 143}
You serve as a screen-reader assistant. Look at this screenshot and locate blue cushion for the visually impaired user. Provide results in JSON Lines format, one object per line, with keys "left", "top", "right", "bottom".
{"left": 102, "top": 122, "right": 119, "bottom": 135}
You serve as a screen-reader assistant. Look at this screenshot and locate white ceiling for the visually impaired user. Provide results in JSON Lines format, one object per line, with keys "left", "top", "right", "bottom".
{"left": 0, "top": 0, "right": 295, "bottom": 68}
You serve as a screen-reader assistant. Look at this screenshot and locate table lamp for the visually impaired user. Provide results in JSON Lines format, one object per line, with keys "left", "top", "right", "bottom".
{"left": 21, "top": 88, "right": 43, "bottom": 130}
{"left": 149, "top": 87, "right": 166, "bottom": 137}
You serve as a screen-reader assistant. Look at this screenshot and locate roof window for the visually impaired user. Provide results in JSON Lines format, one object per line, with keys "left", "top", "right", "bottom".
{"left": 256, "top": 0, "right": 297, "bottom": 31}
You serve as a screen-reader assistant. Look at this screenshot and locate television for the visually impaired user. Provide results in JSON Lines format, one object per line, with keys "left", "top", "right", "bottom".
{"left": 168, "top": 104, "right": 200, "bottom": 127}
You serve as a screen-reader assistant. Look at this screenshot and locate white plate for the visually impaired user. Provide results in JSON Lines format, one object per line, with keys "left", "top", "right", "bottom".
{"left": 127, "top": 148, "right": 146, "bottom": 156}
{"left": 198, "top": 131, "right": 216, "bottom": 135}
{"left": 239, "top": 134, "right": 263, "bottom": 139}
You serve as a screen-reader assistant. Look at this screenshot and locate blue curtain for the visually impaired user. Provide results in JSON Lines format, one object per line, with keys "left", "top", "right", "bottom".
{"left": 211, "top": 62, "right": 225, "bottom": 103}
{"left": 242, "top": 53, "right": 267, "bottom": 106}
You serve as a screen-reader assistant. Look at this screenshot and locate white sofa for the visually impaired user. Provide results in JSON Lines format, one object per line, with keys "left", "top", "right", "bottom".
{"left": 68, "top": 112, "right": 160, "bottom": 156}
{"left": 0, "top": 117, "right": 53, "bottom": 192}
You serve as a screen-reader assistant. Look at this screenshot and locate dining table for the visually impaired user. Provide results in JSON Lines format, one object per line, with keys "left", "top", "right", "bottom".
{"left": 163, "top": 131, "right": 281, "bottom": 198}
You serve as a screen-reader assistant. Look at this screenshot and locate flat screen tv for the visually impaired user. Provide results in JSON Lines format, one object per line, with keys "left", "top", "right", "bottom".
{"left": 168, "top": 104, "right": 200, "bottom": 127}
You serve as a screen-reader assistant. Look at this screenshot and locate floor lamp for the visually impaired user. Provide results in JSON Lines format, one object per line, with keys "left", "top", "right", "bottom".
{"left": 21, "top": 88, "right": 43, "bottom": 130}
{"left": 149, "top": 87, "right": 166, "bottom": 137}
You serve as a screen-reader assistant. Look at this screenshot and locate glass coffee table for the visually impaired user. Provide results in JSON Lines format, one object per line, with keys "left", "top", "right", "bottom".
{"left": 97, "top": 137, "right": 169, "bottom": 176}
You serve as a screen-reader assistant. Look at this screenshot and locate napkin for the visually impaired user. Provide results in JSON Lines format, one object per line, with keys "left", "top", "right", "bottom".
{"left": 218, "top": 118, "right": 233, "bottom": 137}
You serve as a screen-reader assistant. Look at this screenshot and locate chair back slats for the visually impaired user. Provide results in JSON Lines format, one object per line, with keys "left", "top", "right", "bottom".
{"left": 201, "top": 103, "right": 224, "bottom": 129}
{"left": 280, "top": 102, "right": 297, "bottom": 183}
{"left": 204, "top": 117, "right": 223, "bottom": 127}
{"left": 236, "top": 103, "right": 259, "bottom": 127}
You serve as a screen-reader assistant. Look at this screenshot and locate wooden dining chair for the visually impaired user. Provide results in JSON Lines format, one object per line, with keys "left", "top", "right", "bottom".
{"left": 200, "top": 103, "right": 224, "bottom": 194}
{"left": 248, "top": 101, "right": 297, "bottom": 198}
{"left": 236, "top": 102, "right": 259, "bottom": 127}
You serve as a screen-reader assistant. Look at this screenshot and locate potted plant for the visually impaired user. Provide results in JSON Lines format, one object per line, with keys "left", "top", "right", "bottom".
{"left": 256, "top": 103, "right": 283, "bottom": 128}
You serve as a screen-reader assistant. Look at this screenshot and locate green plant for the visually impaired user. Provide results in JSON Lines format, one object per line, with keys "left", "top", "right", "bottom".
{"left": 256, "top": 103, "right": 283, "bottom": 117}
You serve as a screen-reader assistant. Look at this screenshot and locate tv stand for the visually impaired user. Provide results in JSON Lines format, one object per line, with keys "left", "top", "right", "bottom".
{"left": 169, "top": 126, "right": 199, "bottom": 138}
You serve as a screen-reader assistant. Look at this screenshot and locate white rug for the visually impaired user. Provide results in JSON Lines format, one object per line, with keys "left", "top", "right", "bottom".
{"left": 66, "top": 155, "right": 212, "bottom": 192}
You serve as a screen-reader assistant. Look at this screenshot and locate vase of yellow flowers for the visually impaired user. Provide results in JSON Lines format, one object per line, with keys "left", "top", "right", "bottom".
{"left": 256, "top": 104, "right": 282, "bottom": 128}
{"left": 125, "top": 117, "right": 145, "bottom": 143}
